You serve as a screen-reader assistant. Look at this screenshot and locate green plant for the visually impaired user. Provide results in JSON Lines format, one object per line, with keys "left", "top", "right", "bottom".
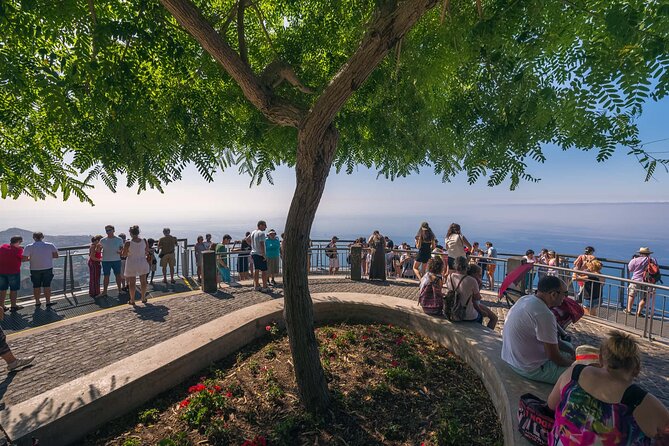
{"left": 385, "top": 366, "right": 413, "bottom": 389}
{"left": 248, "top": 359, "right": 260, "bottom": 375}
{"left": 122, "top": 438, "right": 141, "bottom": 446}
{"left": 264, "top": 344, "right": 277, "bottom": 359}
{"left": 205, "top": 419, "right": 232, "bottom": 443}
{"left": 181, "top": 388, "right": 228, "bottom": 429}
{"left": 271, "top": 415, "right": 301, "bottom": 446}
{"left": 158, "top": 431, "right": 191, "bottom": 446}
{"left": 138, "top": 408, "right": 160, "bottom": 425}
{"left": 267, "top": 381, "right": 285, "bottom": 400}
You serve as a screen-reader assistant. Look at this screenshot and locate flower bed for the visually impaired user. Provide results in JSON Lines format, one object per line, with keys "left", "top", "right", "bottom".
{"left": 85, "top": 323, "right": 503, "bottom": 446}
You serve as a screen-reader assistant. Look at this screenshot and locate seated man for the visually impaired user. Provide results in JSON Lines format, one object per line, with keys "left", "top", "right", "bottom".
{"left": 502, "top": 275, "right": 574, "bottom": 384}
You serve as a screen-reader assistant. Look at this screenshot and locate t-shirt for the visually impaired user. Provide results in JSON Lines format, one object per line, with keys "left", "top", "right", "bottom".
{"left": 250, "top": 230, "right": 266, "bottom": 255}
{"left": 446, "top": 234, "right": 466, "bottom": 259}
{"left": 0, "top": 244, "right": 23, "bottom": 274}
{"left": 158, "top": 235, "right": 178, "bottom": 254}
{"left": 215, "top": 244, "right": 228, "bottom": 268}
{"left": 486, "top": 246, "right": 497, "bottom": 259}
{"left": 22, "top": 240, "right": 58, "bottom": 270}
{"left": 446, "top": 273, "right": 480, "bottom": 321}
{"left": 502, "top": 294, "right": 558, "bottom": 372}
{"left": 100, "top": 236, "right": 123, "bottom": 262}
{"left": 628, "top": 256, "right": 655, "bottom": 282}
{"left": 265, "top": 238, "right": 280, "bottom": 259}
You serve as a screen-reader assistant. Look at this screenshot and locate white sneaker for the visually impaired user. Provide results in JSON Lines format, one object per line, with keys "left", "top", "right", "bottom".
{"left": 8, "top": 356, "right": 35, "bottom": 372}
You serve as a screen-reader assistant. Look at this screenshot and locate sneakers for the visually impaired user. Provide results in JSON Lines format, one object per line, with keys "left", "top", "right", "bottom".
{"left": 8, "top": 356, "right": 35, "bottom": 372}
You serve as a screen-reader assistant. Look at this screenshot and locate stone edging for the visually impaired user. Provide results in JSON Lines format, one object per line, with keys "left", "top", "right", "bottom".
{"left": 2, "top": 293, "right": 551, "bottom": 445}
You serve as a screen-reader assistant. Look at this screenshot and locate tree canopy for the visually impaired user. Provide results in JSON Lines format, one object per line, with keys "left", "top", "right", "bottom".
{"left": 2, "top": 0, "right": 668, "bottom": 202}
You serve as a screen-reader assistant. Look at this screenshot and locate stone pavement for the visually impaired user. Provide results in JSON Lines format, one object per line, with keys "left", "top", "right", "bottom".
{"left": 0, "top": 278, "right": 667, "bottom": 412}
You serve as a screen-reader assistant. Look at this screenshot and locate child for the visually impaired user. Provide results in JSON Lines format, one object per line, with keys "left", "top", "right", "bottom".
{"left": 146, "top": 238, "right": 158, "bottom": 284}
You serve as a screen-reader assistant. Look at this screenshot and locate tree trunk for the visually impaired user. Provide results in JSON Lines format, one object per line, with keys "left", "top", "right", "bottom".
{"left": 282, "top": 125, "right": 338, "bottom": 413}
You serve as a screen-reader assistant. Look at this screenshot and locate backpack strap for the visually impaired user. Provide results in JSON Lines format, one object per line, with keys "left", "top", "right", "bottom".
{"left": 571, "top": 364, "right": 588, "bottom": 382}
{"left": 621, "top": 384, "right": 648, "bottom": 413}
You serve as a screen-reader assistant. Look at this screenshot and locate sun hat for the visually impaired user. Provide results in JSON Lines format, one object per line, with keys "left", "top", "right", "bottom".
{"left": 575, "top": 345, "right": 600, "bottom": 365}
{"left": 638, "top": 247, "right": 653, "bottom": 255}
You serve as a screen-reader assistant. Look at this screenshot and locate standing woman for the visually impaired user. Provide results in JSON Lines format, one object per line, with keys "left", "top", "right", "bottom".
{"left": 236, "top": 232, "right": 252, "bottom": 281}
{"left": 368, "top": 230, "right": 386, "bottom": 281}
{"left": 445, "top": 223, "right": 471, "bottom": 273}
{"left": 413, "top": 222, "right": 436, "bottom": 279}
{"left": 88, "top": 235, "right": 103, "bottom": 298}
{"left": 122, "top": 225, "right": 150, "bottom": 305}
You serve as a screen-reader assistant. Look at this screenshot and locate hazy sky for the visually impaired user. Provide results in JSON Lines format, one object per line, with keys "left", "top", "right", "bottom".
{"left": 2, "top": 98, "right": 668, "bottom": 236}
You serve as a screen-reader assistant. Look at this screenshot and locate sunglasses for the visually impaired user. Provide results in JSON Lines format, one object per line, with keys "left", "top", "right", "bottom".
{"left": 105, "top": 229, "right": 114, "bottom": 233}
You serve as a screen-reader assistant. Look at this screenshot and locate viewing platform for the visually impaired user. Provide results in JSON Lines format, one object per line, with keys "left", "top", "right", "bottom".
{"left": 0, "top": 276, "right": 667, "bottom": 443}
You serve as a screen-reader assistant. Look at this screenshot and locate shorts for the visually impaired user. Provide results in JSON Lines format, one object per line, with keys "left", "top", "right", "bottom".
{"left": 160, "top": 252, "right": 176, "bottom": 268}
{"left": 0, "top": 329, "right": 9, "bottom": 356}
{"left": 509, "top": 357, "right": 570, "bottom": 385}
{"left": 628, "top": 283, "right": 648, "bottom": 300}
{"left": 252, "top": 254, "right": 268, "bottom": 272}
{"left": 329, "top": 257, "right": 340, "bottom": 269}
{"left": 267, "top": 257, "right": 280, "bottom": 275}
{"left": 102, "top": 260, "right": 122, "bottom": 276}
{"left": 30, "top": 268, "right": 54, "bottom": 288}
{"left": 0, "top": 273, "right": 20, "bottom": 291}
{"left": 487, "top": 263, "right": 497, "bottom": 274}
{"left": 461, "top": 310, "right": 483, "bottom": 324}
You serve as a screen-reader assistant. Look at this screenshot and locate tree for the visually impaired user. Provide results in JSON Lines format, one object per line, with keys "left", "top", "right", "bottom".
{"left": 1, "top": 0, "right": 668, "bottom": 412}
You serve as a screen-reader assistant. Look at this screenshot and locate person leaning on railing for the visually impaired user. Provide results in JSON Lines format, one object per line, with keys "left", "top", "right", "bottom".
{"left": 574, "top": 259, "right": 604, "bottom": 317}
{"left": 547, "top": 331, "right": 669, "bottom": 445}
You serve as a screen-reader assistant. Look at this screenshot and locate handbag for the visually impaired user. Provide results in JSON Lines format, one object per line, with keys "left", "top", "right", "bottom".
{"left": 444, "top": 275, "right": 466, "bottom": 321}
{"left": 518, "top": 393, "right": 554, "bottom": 446}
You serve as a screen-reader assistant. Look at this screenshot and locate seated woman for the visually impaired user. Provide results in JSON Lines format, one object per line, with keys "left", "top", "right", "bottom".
{"left": 574, "top": 259, "right": 603, "bottom": 317}
{"left": 417, "top": 257, "right": 444, "bottom": 316}
{"left": 548, "top": 331, "right": 669, "bottom": 445}
{"left": 446, "top": 256, "right": 496, "bottom": 328}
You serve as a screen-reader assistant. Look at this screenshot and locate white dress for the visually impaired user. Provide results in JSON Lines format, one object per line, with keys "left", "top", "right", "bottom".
{"left": 124, "top": 239, "right": 150, "bottom": 277}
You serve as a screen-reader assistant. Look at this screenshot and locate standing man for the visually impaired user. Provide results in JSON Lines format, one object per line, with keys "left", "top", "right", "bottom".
{"left": 100, "top": 225, "right": 124, "bottom": 296}
{"left": 158, "top": 228, "right": 178, "bottom": 284}
{"left": 501, "top": 276, "right": 574, "bottom": 384}
{"left": 249, "top": 220, "right": 269, "bottom": 292}
{"left": 626, "top": 247, "right": 657, "bottom": 317}
{"left": 21, "top": 232, "right": 59, "bottom": 307}
{"left": 326, "top": 236, "right": 340, "bottom": 275}
{"left": 205, "top": 234, "right": 213, "bottom": 250}
{"left": 194, "top": 235, "right": 208, "bottom": 282}
{"left": 485, "top": 241, "right": 497, "bottom": 290}
{"left": 0, "top": 236, "right": 25, "bottom": 311}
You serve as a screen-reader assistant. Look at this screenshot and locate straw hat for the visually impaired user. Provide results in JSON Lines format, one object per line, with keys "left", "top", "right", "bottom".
{"left": 638, "top": 247, "right": 653, "bottom": 255}
{"left": 575, "top": 345, "right": 600, "bottom": 365}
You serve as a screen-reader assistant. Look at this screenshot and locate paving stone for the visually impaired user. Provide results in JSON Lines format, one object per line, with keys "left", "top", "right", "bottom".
{"left": 0, "top": 278, "right": 667, "bottom": 410}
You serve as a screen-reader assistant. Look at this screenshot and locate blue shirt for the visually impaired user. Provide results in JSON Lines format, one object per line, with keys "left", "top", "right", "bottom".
{"left": 265, "top": 238, "right": 280, "bottom": 259}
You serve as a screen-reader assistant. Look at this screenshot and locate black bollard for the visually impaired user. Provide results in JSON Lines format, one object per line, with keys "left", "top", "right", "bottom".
{"left": 350, "top": 245, "right": 362, "bottom": 281}
{"left": 202, "top": 250, "right": 218, "bottom": 293}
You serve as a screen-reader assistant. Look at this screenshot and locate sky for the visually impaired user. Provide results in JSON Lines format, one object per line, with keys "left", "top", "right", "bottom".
{"left": 1, "top": 97, "right": 668, "bottom": 243}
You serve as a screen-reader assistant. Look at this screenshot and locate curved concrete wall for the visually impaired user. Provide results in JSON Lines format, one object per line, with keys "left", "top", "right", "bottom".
{"left": 3, "top": 293, "right": 550, "bottom": 445}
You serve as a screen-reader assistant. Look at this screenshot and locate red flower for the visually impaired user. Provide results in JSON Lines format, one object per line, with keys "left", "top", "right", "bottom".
{"left": 330, "top": 333, "right": 337, "bottom": 339}
{"left": 395, "top": 336, "right": 405, "bottom": 345}
{"left": 225, "top": 391, "right": 233, "bottom": 398}
{"left": 391, "top": 360, "right": 399, "bottom": 367}
{"left": 265, "top": 325, "right": 272, "bottom": 331}
{"left": 213, "top": 385, "right": 222, "bottom": 392}
{"left": 361, "top": 335, "right": 369, "bottom": 340}
{"left": 188, "top": 383, "right": 206, "bottom": 393}
{"left": 179, "top": 398, "right": 190, "bottom": 408}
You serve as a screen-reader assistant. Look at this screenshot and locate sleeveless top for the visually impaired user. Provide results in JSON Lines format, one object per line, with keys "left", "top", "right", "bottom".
{"left": 549, "top": 364, "right": 650, "bottom": 446}
{"left": 416, "top": 239, "right": 432, "bottom": 263}
{"left": 446, "top": 234, "right": 466, "bottom": 259}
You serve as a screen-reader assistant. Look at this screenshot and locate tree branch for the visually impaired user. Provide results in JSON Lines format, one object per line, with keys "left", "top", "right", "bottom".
{"left": 237, "top": 0, "right": 248, "bottom": 65}
{"left": 159, "top": 0, "right": 303, "bottom": 127}
{"left": 88, "top": 0, "right": 98, "bottom": 58}
{"left": 301, "top": 0, "right": 439, "bottom": 141}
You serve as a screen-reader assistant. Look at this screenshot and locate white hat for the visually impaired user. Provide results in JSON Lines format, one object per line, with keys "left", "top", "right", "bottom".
{"left": 638, "top": 247, "right": 653, "bottom": 255}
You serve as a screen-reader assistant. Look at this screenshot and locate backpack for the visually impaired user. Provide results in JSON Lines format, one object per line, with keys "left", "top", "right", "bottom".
{"left": 444, "top": 275, "right": 467, "bottom": 321}
{"left": 418, "top": 274, "right": 444, "bottom": 316}
{"left": 518, "top": 393, "right": 554, "bottom": 446}
{"left": 643, "top": 258, "right": 662, "bottom": 284}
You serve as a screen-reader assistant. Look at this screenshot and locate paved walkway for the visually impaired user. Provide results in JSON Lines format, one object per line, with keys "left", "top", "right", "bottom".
{"left": 0, "top": 278, "right": 667, "bottom": 412}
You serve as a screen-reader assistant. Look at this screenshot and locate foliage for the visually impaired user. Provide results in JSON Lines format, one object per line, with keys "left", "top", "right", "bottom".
{"left": 180, "top": 382, "right": 229, "bottom": 429}
{"left": 158, "top": 431, "right": 191, "bottom": 446}
{"left": 2, "top": 0, "right": 668, "bottom": 201}
{"left": 137, "top": 408, "right": 160, "bottom": 425}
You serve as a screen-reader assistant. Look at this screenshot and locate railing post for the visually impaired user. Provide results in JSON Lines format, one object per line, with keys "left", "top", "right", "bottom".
{"left": 181, "top": 238, "right": 189, "bottom": 278}
{"left": 201, "top": 250, "right": 217, "bottom": 293}
{"left": 62, "top": 250, "right": 68, "bottom": 297}
{"left": 350, "top": 245, "right": 361, "bottom": 281}
{"left": 69, "top": 250, "right": 75, "bottom": 294}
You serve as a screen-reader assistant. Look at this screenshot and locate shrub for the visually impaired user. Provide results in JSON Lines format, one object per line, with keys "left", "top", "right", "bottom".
{"left": 122, "top": 438, "right": 141, "bottom": 446}
{"left": 385, "top": 366, "right": 413, "bottom": 388}
{"left": 138, "top": 408, "right": 160, "bottom": 425}
{"left": 180, "top": 385, "right": 228, "bottom": 429}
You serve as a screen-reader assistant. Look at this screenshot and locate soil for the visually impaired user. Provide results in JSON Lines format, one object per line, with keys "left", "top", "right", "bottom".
{"left": 82, "top": 323, "right": 503, "bottom": 446}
